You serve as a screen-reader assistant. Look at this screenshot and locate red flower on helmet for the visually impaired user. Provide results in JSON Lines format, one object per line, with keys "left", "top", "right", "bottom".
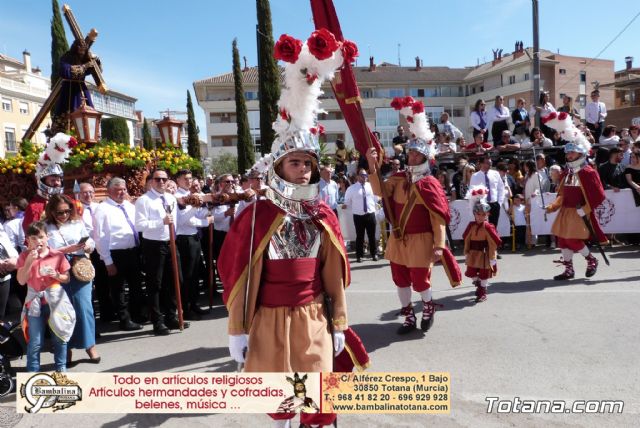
{"left": 274, "top": 34, "right": 303, "bottom": 64}
{"left": 341, "top": 40, "right": 358, "bottom": 64}
{"left": 280, "top": 108, "right": 290, "bottom": 121}
{"left": 67, "top": 136, "right": 78, "bottom": 148}
{"left": 402, "top": 96, "right": 415, "bottom": 108}
{"left": 558, "top": 111, "right": 568, "bottom": 121}
{"left": 411, "top": 101, "right": 425, "bottom": 115}
{"left": 541, "top": 111, "right": 557, "bottom": 124}
{"left": 307, "top": 28, "right": 340, "bottom": 61}
{"left": 406, "top": 116, "right": 414, "bottom": 123}
{"left": 390, "top": 97, "right": 403, "bottom": 110}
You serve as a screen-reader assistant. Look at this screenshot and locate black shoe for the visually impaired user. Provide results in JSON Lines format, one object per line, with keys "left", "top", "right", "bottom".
{"left": 356, "top": 257, "right": 362, "bottom": 263}
{"left": 165, "top": 318, "right": 190, "bottom": 330}
{"left": 190, "top": 305, "right": 210, "bottom": 315}
{"left": 372, "top": 255, "right": 378, "bottom": 261}
{"left": 153, "top": 323, "right": 170, "bottom": 336}
{"left": 119, "top": 320, "right": 143, "bottom": 331}
{"left": 183, "top": 310, "right": 201, "bottom": 321}
{"left": 496, "top": 254, "right": 502, "bottom": 259}
{"left": 420, "top": 316, "right": 434, "bottom": 332}
{"left": 131, "top": 315, "right": 149, "bottom": 325}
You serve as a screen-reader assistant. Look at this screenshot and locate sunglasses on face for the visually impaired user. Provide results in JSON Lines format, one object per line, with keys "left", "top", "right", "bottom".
{"left": 223, "top": 180, "right": 234, "bottom": 183}
{"left": 56, "top": 210, "right": 72, "bottom": 216}
{"left": 153, "top": 177, "right": 168, "bottom": 182}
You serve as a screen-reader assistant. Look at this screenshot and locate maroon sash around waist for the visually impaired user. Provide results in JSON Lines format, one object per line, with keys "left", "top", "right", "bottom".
{"left": 561, "top": 185, "right": 586, "bottom": 208}
{"left": 259, "top": 258, "right": 322, "bottom": 307}
{"left": 469, "top": 241, "right": 488, "bottom": 251}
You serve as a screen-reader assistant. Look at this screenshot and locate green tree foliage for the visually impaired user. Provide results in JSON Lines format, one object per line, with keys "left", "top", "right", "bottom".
{"left": 186, "top": 90, "right": 201, "bottom": 159}
{"left": 101, "top": 117, "right": 130, "bottom": 146}
{"left": 232, "top": 38, "right": 255, "bottom": 174}
{"left": 210, "top": 153, "right": 238, "bottom": 176}
{"left": 50, "top": 0, "right": 69, "bottom": 87}
{"left": 142, "top": 120, "right": 154, "bottom": 150}
{"left": 256, "top": 0, "right": 280, "bottom": 156}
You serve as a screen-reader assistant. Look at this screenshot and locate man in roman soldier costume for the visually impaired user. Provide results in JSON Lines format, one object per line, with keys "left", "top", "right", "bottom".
{"left": 366, "top": 98, "right": 461, "bottom": 335}
{"left": 220, "top": 30, "right": 351, "bottom": 428}
{"left": 543, "top": 112, "right": 608, "bottom": 280}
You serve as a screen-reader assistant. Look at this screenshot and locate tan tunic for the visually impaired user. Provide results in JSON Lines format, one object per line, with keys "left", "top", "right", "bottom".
{"left": 227, "top": 229, "right": 348, "bottom": 372}
{"left": 369, "top": 173, "right": 446, "bottom": 268}
{"left": 463, "top": 223, "right": 499, "bottom": 270}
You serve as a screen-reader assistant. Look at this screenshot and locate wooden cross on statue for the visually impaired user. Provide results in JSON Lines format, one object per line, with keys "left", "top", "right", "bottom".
{"left": 22, "top": 3, "right": 108, "bottom": 142}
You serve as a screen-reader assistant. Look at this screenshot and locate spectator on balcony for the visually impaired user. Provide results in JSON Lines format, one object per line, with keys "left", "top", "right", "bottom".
{"left": 557, "top": 95, "right": 580, "bottom": 122}
{"left": 530, "top": 91, "right": 556, "bottom": 139}
{"left": 464, "top": 132, "right": 493, "bottom": 154}
{"left": 438, "top": 112, "right": 463, "bottom": 141}
{"left": 585, "top": 90, "right": 607, "bottom": 141}
{"left": 488, "top": 96, "right": 511, "bottom": 143}
{"left": 470, "top": 99, "right": 488, "bottom": 142}
{"left": 521, "top": 127, "right": 552, "bottom": 150}
{"left": 511, "top": 98, "right": 530, "bottom": 138}
{"left": 495, "top": 130, "right": 521, "bottom": 153}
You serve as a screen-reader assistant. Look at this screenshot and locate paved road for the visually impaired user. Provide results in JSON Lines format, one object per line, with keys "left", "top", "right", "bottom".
{"left": 1, "top": 245, "right": 639, "bottom": 427}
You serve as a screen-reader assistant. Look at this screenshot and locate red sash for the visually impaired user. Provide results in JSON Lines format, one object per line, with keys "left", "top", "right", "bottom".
{"left": 259, "top": 258, "right": 322, "bottom": 307}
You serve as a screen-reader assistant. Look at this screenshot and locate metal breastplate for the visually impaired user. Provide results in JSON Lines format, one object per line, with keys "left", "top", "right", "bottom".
{"left": 267, "top": 215, "right": 321, "bottom": 260}
{"left": 406, "top": 161, "right": 430, "bottom": 183}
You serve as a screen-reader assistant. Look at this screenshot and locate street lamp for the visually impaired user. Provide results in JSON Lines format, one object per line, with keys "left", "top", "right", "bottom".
{"left": 156, "top": 113, "right": 184, "bottom": 147}
{"left": 70, "top": 100, "right": 102, "bottom": 144}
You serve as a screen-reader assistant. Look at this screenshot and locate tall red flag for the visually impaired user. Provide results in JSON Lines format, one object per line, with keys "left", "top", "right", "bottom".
{"left": 310, "top": 0, "right": 383, "bottom": 159}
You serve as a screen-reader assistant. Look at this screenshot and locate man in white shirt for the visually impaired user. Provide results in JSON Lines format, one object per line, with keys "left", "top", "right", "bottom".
{"left": 487, "top": 95, "right": 511, "bottom": 143}
{"left": 175, "top": 169, "right": 212, "bottom": 320}
{"left": 94, "top": 177, "right": 144, "bottom": 332}
{"left": 319, "top": 165, "right": 339, "bottom": 215}
{"left": 535, "top": 154, "right": 551, "bottom": 193}
{"left": 469, "top": 156, "right": 506, "bottom": 229}
{"left": 212, "top": 173, "right": 236, "bottom": 279}
{"left": 585, "top": 90, "right": 607, "bottom": 141}
{"left": 135, "top": 168, "right": 188, "bottom": 335}
{"left": 438, "top": 112, "right": 463, "bottom": 141}
{"left": 342, "top": 169, "right": 378, "bottom": 262}
{"left": 78, "top": 182, "right": 111, "bottom": 328}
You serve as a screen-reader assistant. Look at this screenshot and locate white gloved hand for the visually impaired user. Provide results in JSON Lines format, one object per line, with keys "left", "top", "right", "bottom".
{"left": 576, "top": 207, "right": 586, "bottom": 217}
{"left": 490, "top": 259, "right": 497, "bottom": 267}
{"left": 333, "top": 331, "right": 346, "bottom": 356}
{"left": 229, "top": 334, "right": 248, "bottom": 363}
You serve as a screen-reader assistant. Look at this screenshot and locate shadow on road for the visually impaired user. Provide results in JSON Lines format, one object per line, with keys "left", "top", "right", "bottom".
{"left": 348, "top": 322, "right": 427, "bottom": 354}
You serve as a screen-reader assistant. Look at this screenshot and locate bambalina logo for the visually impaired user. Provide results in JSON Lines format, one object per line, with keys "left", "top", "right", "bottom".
{"left": 20, "top": 372, "right": 82, "bottom": 413}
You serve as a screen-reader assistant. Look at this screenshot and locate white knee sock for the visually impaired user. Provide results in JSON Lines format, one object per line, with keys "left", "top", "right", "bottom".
{"left": 397, "top": 287, "right": 412, "bottom": 307}
{"left": 480, "top": 279, "right": 488, "bottom": 288}
{"left": 578, "top": 246, "right": 590, "bottom": 257}
{"left": 419, "top": 289, "right": 433, "bottom": 302}
{"left": 561, "top": 248, "right": 573, "bottom": 261}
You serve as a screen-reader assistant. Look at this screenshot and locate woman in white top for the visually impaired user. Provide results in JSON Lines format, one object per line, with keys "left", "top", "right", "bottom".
{"left": 488, "top": 95, "right": 511, "bottom": 143}
{"left": 45, "top": 194, "right": 100, "bottom": 365}
{"left": 530, "top": 92, "right": 557, "bottom": 139}
{"left": 470, "top": 99, "right": 488, "bottom": 142}
{"left": 522, "top": 160, "right": 541, "bottom": 247}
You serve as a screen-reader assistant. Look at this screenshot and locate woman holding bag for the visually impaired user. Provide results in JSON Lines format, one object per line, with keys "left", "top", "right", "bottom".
{"left": 45, "top": 194, "right": 100, "bottom": 365}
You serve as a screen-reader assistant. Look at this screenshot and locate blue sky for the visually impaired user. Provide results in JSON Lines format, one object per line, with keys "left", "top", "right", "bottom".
{"left": 2, "top": 0, "right": 639, "bottom": 135}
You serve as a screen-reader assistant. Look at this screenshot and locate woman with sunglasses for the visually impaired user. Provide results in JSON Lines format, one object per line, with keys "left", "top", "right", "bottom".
{"left": 470, "top": 99, "right": 488, "bottom": 142}
{"left": 44, "top": 194, "right": 100, "bottom": 365}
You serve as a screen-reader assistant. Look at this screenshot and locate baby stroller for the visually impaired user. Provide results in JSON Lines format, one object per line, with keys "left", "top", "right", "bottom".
{"left": 0, "top": 320, "right": 25, "bottom": 397}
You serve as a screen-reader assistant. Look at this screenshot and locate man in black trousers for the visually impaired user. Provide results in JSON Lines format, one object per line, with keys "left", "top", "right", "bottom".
{"left": 343, "top": 169, "right": 378, "bottom": 263}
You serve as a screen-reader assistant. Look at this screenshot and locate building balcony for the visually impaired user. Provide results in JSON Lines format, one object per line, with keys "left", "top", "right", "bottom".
{"left": 0, "top": 77, "right": 49, "bottom": 99}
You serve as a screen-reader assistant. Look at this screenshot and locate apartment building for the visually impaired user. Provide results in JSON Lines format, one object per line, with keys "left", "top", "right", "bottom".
{"left": 0, "top": 51, "right": 50, "bottom": 157}
{"left": 193, "top": 43, "right": 614, "bottom": 157}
